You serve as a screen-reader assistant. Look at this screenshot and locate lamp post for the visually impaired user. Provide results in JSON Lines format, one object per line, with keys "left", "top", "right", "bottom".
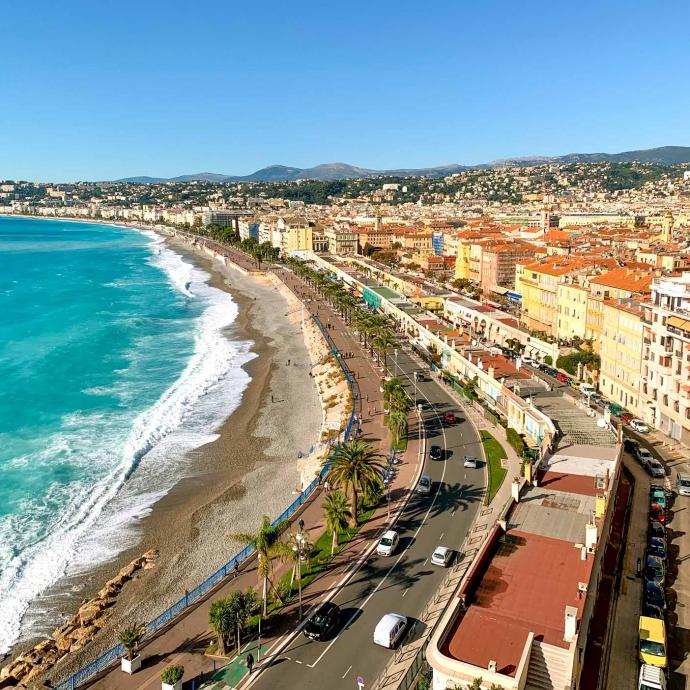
{"left": 293, "top": 532, "right": 306, "bottom": 621}
{"left": 413, "top": 370, "right": 418, "bottom": 406}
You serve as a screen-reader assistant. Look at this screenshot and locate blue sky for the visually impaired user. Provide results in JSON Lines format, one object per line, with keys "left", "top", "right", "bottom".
{"left": 1, "top": 0, "right": 689, "bottom": 181}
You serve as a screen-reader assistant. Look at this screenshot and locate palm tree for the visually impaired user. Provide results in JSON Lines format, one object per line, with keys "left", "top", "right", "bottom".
{"left": 324, "top": 440, "right": 384, "bottom": 526}
{"left": 230, "top": 516, "right": 290, "bottom": 615}
{"left": 323, "top": 491, "right": 352, "bottom": 554}
{"left": 373, "top": 329, "right": 396, "bottom": 374}
{"left": 225, "top": 589, "right": 259, "bottom": 654}
{"left": 388, "top": 409, "right": 408, "bottom": 447}
{"left": 209, "top": 598, "right": 234, "bottom": 656}
{"left": 119, "top": 623, "right": 145, "bottom": 661}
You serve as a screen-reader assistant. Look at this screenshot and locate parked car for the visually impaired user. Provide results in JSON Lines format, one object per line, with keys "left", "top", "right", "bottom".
{"left": 677, "top": 472, "right": 690, "bottom": 497}
{"left": 631, "top": 419, "right": 651, "bottom": 433}
{"left": 443, "top": 411, "right": 456, "bottom": 424}
{"left": 645, "top": 555, "right": 666, "bottom": 586}
{"left": 636, "top": 447, "right": 654, "bottom": 467}
{"left": 590, "top": 393, "right": 605, "bottom": 406}
{"left": 556, "top": 372, "right": 569, "bottom": 383}
{"left": 463, "top": 455, "right": 479, "bottom": 469}
{"left": 624, "top": 438, "right": 640, "bottom": 454}
{"left": 543, "top": 366, "right": 558, "bottom": 377}
{"left": 429, "top": 445, "right": 443, "bottom": 461}
{"left": 608, "top": 402, "right": 623, "bottom": 416}
{"left": 649, "top": 521, "right": 666, "bottom": 541}
{"left": 650, "top": 486, "right": 669, "bottom": 510}
{"left": 416, "top": 474, "right": 432, "bottom": 494}
{"left": 648, "top": 459, "right": 666, "bottom": 479}
{"left": 644, "top": 580, "right": 666, "bottom": 610}
{"left": 431, "top": 546, "right": 453, "bottom": 567}
{"left": 522, "top": 356, "right": 535, "bottom": 366}
{"left": 650, "top": 504, "right": 666, "bottom": 524}
{"left": 303, "top": 601, "right": 341, "bottom": 641}
{"left": 377, "top": 530, "right": 400, "bottom": 556}
{"left": 648, "top": 537, "right": 668, "bottom": 561}
{"left": 642, "top": 602, "right": 665, "bottom": 620}
{"left": 621, "top": 412, "right": 634, "bottom": 425}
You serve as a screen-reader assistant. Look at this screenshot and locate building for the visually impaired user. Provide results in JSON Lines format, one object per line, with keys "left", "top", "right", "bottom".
{"left": 556, "top": 280, "right": 589, "bottom": 341}
{"left": 324, "top": 224, "right": 358, "bottom": 255}
{"left": 640, "top": 274, "right": 690, "bottom": 446}
{"left": 480, "top": 242, "right": 539, "bottom": 292}
{"left": 272, "top": 216, "right": 313, "bottom": 254}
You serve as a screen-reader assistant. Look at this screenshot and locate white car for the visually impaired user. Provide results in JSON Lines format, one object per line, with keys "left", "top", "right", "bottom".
{"left": 431, "top": 546, "right": 453, "bottom": 566}
{"left": 373, "top": 613, "right": 407, "bottom": 648}
{"left": 630, "top": 419, "right": 650, "bottom": 433}
{"left": 416, "top": 474, "right": 432, "bottom": 494}
{"left": 377, "top": 530, "right": 399, "bottom": 556}
{"left": 463, "top": 455, "right": 479, "bottom": 469}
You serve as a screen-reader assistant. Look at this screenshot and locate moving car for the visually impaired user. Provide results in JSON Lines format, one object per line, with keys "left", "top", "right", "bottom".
{"left": 631, "top": 419, "right": 650, "bottom": 433}
{"left": 431, "top": 546, "right": 453, "bottom": 567}
{"left": 648, "top": 459, "right": 666, "bottom": 479}
{"left": 429, "top": 445, "right": 443, "bottom": 461}
{"left": 677, "top": 472, "right": 690, "bottom": 497}
{"left": 416, "top": 474, "right": 432, "bottom": 494}
{"left": 443, "top": 411, "right": 456, "bottom": 425}
{"left": 373, "top": 613, "right": 407, "bottom": 648}
{"left": 543, "top": 366, "right": 558, "bottom": 377}
{"left": 463, "top": 455, "right": 479, "bottom": 469}
{"left": 377, "top": 530, "right": 400, "bottom": 556}
{"left": 303, "top": 601, "right": 341, "bottom": 641}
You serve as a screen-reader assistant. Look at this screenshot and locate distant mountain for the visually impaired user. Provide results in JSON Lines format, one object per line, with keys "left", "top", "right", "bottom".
{"left": 113, "top": 146, "right": 690, "bottom": 184}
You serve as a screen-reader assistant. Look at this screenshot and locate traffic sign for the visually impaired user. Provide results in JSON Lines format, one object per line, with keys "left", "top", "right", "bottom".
{"left": 356, "top": 675, "right": 364, "bottom": 689}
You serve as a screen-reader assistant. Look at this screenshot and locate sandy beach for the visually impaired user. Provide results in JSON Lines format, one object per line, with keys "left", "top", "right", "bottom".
{"left": 9, "top": 229, "right": 330, "bottom": 677}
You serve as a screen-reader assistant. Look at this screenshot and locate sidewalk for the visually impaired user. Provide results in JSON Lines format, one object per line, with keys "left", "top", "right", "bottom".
{"left": 85, "top": 263, "right": 423, "bottom": 690}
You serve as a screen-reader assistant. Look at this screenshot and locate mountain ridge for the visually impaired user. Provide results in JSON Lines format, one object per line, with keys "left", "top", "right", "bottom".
{"left": 114, "top": 145, "right": 690, "bottom": 184}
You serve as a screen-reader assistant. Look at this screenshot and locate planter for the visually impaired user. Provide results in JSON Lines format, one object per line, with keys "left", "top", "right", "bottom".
{"left": 162, "top": 683, "right": 182, "bottom": 690}
{"left": 121, "top": 655, "right": 141, "bottom": 674}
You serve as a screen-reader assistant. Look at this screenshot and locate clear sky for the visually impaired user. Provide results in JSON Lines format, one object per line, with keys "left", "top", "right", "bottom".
{"left": 1, "top": 0, "right": 689, "bottom": 181}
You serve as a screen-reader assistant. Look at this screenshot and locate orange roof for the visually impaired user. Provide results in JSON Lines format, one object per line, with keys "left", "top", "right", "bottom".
{"left": 590, "top": 267, "right": 654, "bottom": 294}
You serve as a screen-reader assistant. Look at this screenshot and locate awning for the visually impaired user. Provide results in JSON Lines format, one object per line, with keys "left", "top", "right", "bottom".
{"left": 667, "top": 315, "right": 690, "bottom": 332}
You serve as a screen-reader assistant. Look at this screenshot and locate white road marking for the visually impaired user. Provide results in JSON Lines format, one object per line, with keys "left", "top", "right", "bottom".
{"left": 439, "top": 532, "right": 444, "bottom": 540}
{"left": 295, "top": 660, "right": 303, "bottom": 665}
{"left": 342, "top": 665, "right": 353, "bottom": 678}
{"left": 423, "top": 558, "right": 429, "bottom": 566}
{"left": 402, "top": 587, "right": 410, "bottom": 597}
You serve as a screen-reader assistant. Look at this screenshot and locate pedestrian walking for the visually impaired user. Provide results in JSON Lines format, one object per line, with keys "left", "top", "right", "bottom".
{"left": 246, "top": 653, "right": 254, "bottom": 674}
{"left": 366, "top": 393, "right": 369, "bottom": 402}
{"left": 368, "top": 405, "right": 372, "bottom": 416}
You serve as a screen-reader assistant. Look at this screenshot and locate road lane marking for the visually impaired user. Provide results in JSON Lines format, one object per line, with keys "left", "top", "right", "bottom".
{"left": 342, "top": 665, "right": 353, "bottom": 678}
{"left": 440, "top": 532, "right": 444, "bottom": 540}
{"left": 295, "top": 660, "right": 303, "bottom": 665}
{"left": 402, "top": 586, "right": 410, "bottom": 597}
{"left": 423, "top": 558, "right": 429, "bottom": 565}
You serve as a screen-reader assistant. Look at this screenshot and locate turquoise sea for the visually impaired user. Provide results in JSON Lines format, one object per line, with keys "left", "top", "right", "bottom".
{"left": 0, "top": 217, "right": 253, "bottom": 653}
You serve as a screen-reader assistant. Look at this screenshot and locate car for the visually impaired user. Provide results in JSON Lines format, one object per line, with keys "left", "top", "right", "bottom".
{"left": 642, "top": 602, "right": 665, "bottom": 620}
{"left": 648, "top": 537, "right": 668, "bottom": 561}
{"left": 624, "top": 438, "right": 640, "bottom": 454}
{"left": 463, "top": 455, "right": 479, "bottom": 469}
{"left": 303, "top": 601, "right": 341, "bottom": 641}
{"left": 650, "top": 486, "right": 668, "bottom": 509}
{"left": 644, "top": 580, "right": 666, "bottom": 610}
{"left": 416, "top": 474, "right": 432, "bottom": 494}
{"left": 373, "top": 613, "right": 407, "bottom": 648}
{"left": 636, "top": 447, "right": 654, "bottom": 466}
{"left": 649, "top": 504, "right": 666, "bottom": 524}
{"left": 645, "top": 555, "right": 666, "bottom": 586}
{"left": 429, "top": 445, "right": 443, "bottom": 461}
{"left": 580, "top": 382, "right": 596, "bottom": 395}
{"left": 443, "top": 411, "right": 456, "bottom": 424}
{"left": 556, "top": 372, "right": 569, "bottom": 383}
{"left": 431, "top": 546, "right": 453, "bottom": 567}
{"left": 621, "top": 412, "right": 634, "bottom": 425}
{"left": 649, "top": 521, "right": 666, "bottom": 541}
{"left": 648, "top": 459, "right": 666, "bottom": 479}
{"left": 377, "top": 530, "right": 400, "bottom": 556}
{"left": 631, "top": 419, "right": 650, "bottom": 433}
{"left": 522, "top": 356, "right": 535, "bottom": 366}
{"left": 590, "top": 393, "right": 604, "bottom": 406}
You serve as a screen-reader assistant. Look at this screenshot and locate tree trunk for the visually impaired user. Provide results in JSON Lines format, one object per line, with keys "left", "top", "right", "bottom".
{"left": 262, "top": 575, "right": 268, "bottom": 616}
{"left": 350, "top": 485, "right": 358, "bottom": 527}
{"left": 331, "top": 530, "right": 337, "bottom": 555}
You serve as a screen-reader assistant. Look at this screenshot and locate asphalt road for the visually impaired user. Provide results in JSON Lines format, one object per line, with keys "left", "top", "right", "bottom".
{"left": 247, "top": 345, "right": 486, "bottom": 690}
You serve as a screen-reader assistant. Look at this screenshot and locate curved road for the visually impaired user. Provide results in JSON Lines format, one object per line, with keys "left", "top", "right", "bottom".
{"left": 246, "top": 344, "right": 486, "bottom": 690}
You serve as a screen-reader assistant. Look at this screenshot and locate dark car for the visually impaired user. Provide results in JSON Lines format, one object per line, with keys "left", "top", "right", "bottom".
{"left": 543, "top": 366, "right": 558, "bottom": 377}
{"left": 429, "top": 445, "right": 443, "bottom": 461}
{"left": 649, "top": 521, "right": 666, "bottom": 541}
{"left": 303, "top": 601, "right": 341, "bottom": 641}
{"left": 644, "top": 580, "right": 666, "bottom": 610}
{"left": 623, "top": 438, "right": 639, "bottom": 454}
{"left": 648, "top": 537, "right": 667, "bottom": 561}
{"left": 645, "top": 555, "right": 666, "bottom": 586}
{"left": 642, "top": 602, "right": 665, "bottom": 620}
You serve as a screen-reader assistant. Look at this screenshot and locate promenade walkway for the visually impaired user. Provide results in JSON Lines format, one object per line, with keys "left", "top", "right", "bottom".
{"left": 85, "top": 261, "right": 423, "bottom": 690}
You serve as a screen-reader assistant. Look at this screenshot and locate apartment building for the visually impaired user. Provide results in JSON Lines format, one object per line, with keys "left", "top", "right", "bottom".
{"left": 271, "top": 216, "right": 313, "bottom": 254}
{"left": 480, "top": 242, "right": 540, "bottom": 292}
{"left": 599, "top": 299, "right": 645, "bottom": 416}
{"left": 324, "top": 224, "right": 358, "bottom": 255}
{"left": 640, "top": 274, "right": 690, "bottom": 446}
{"left": 556, "top": 280, "right": 589, "bottom": 341}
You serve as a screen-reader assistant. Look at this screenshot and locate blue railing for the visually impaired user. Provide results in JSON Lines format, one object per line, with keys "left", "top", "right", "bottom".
{"left": 55, "top": 314, "right": 355, "bottom": 690}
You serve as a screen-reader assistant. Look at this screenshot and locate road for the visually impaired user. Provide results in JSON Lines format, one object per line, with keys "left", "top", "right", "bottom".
{"left": 246, "top": 344, "right": 486, "bottom": 690}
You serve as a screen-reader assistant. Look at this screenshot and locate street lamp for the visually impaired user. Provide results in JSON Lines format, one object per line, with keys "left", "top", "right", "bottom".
{"left": 413, "top": 370, "right": 418, "bottom": 406}
{"left": 293, "top": 532, "right": 306, "bottom": 621}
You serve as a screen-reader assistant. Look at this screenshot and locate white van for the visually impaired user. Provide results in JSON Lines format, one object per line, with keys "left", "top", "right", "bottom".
{"left": 677, "top": 473, "right": 690, "bottom": 497}
{"left": 639, "top": 662, "right": 666, "bottom": 689}
{"left": 580, "top": 382, "right": 596, "bottom": 395}
{"left": 373, "top": 613, "right": 407, "bottom": 648}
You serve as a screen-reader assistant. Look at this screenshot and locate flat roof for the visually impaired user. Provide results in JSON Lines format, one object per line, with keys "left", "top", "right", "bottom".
{"left": 441, "top": 530, "right": 593, "bottom": 676}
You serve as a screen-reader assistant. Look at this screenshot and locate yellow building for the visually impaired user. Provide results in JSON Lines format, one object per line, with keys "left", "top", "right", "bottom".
{"left": 516, "top": 257, "right": 593, "bottom": 336}
{"left": 274, "top": 216, "right": 313, "bottom": 253}
{"left": 454, "top": 242, "right": 472, "bottom": 280}
{"left": 556, "top": 281, "right": 589, "bottom": 341}
{"left": 599, "top": 300, "right": 645, "bottom": 415}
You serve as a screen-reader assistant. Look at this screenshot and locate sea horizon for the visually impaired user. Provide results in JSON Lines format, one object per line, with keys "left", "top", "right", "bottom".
{"left": 0, "top": 216, "right": 254, "bottom": 653}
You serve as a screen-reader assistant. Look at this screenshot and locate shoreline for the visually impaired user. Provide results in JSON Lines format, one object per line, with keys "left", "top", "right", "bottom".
{"left": 2, "top": 219, "right": 331, "bottom": 682}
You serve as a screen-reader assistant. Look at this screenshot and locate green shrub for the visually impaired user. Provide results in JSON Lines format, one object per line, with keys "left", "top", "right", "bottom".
{"left": 506, "top": 428, "right": 526, "bottom": 456}
{"left": 543, "top": 355, "right": 553, "bottom": 366}
{"left": 161, "top": 665, "right": 184, "bottom": 685}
